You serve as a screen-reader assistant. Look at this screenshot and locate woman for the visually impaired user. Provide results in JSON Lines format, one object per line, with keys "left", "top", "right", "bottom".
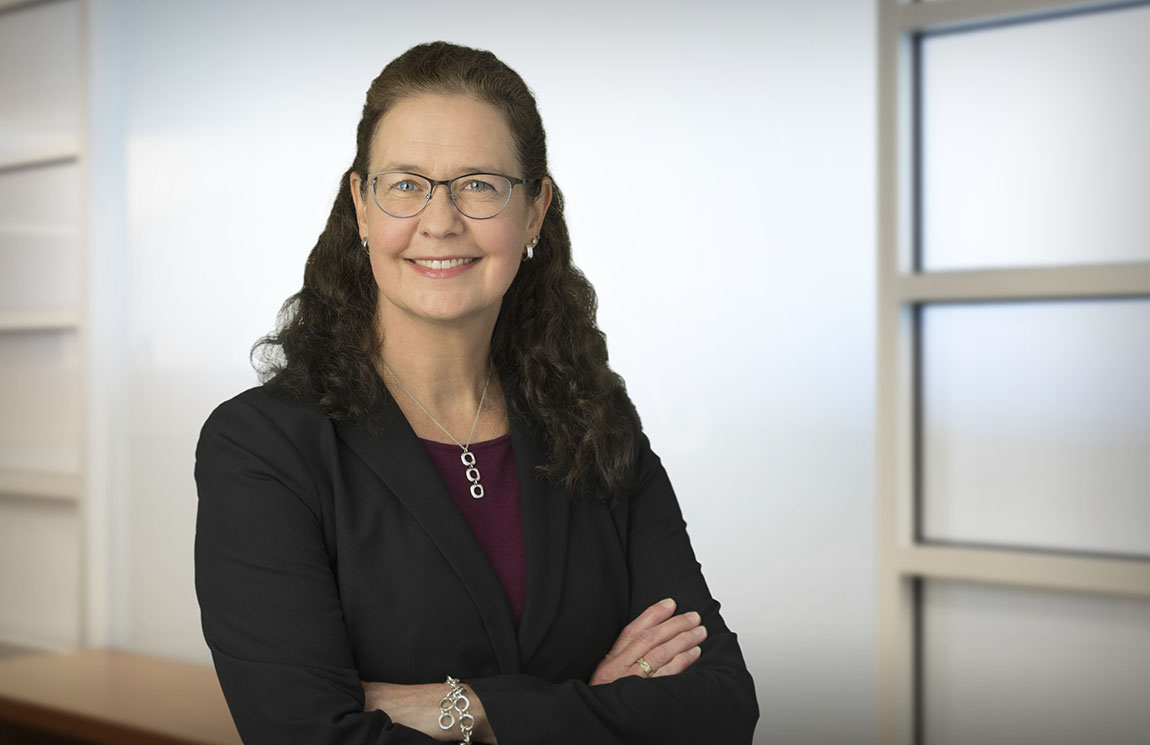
{"left": 195, "top": 41, "right": 757, "bottom": 744}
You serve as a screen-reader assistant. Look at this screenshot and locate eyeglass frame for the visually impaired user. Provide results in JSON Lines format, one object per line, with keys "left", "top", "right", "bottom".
{"left": 366, "top": 170, "right": 540, "bottom": 220}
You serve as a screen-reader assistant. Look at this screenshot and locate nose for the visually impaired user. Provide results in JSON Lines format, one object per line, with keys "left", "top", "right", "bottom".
{"left": 418, "top": 183, "right": 463, "bottom": 236}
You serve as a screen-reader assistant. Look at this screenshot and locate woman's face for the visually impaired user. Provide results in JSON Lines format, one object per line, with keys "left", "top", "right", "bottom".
{"left": 351, "top": 93, "right": 550, "bottom": 334}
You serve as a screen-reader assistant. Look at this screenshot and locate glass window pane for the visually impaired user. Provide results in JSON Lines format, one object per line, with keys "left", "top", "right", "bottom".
{"left": 922, "top": 581, "right": 1150, "bottom": 745}
{"left": 0, "top": 229, "right": 80, "bottom": 311}
{"left": 0, "top": 0, "right": 79, "bottom": 139}
{"left": 920, "top": 6, "right": 1150, "bottom": 270}
{"left": 921, "top": 300, "right": 1150, "bottom": 558}
{"left": 0, "top": 162, "right": 80, "bottom": 229}
{"left": 0, "top": 499, "right": 80, "bottom": 648}
{"left": 0, "top": 331, "right": 81, "bottom": 474}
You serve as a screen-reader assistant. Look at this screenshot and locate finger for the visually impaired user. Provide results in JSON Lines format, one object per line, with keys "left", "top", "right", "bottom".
{"left": 589, "top": 614, "right": 703, "bottom": 686}
{"left": 652, "top": 646, "right": 702, "bottom": 678}
{"left": 617, "top": 611, "right": 703, "bottom": 676}
{"left": 636, "top": 620, "right": 707, "bottom": 672}
{"left": 602, "top": 598, "right": 677, "bottom": 660}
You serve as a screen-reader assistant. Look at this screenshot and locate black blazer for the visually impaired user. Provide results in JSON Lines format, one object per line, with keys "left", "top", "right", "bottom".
{"left": 194, "top": 387, "right": 757, "bottom": 744}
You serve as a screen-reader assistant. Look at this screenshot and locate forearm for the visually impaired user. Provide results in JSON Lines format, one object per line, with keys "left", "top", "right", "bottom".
{"left": 469, "top": 658, "right": 757, "bottom": 745}
{"left": 363, "top": 681, "right": 497, "bottom": 744}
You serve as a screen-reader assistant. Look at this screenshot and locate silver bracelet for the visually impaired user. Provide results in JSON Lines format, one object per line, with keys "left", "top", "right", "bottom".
{"left": 438, "top": 675, "right": 475, "bottom": 744}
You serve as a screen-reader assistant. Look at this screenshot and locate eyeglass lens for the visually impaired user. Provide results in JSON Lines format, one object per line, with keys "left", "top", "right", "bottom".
{"left": 372, "top": 173, "right": 514, "bottom": 219}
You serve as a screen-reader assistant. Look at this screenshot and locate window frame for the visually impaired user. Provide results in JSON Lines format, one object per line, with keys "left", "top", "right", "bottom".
{"left": 876, "top": 0, "right": 1150, "bottom": 742}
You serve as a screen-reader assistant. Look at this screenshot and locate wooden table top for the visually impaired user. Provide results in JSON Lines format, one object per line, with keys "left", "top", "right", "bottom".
{"left": 0, "top": 649, "right": 242, "bottom": 745}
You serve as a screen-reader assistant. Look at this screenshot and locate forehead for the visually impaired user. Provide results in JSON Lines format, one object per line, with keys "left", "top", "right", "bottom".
{"left": 369, "top": 93, "right": 518, "bottom": 174}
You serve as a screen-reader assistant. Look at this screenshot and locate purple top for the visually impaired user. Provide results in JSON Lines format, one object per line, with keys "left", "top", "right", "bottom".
{"left": 420, "top": 434, "right": 526, "bottom": 625}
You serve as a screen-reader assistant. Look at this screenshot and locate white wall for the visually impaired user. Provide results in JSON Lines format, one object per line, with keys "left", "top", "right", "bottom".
{"left": 88, "top": 1, "right": 876, "bottom": 743}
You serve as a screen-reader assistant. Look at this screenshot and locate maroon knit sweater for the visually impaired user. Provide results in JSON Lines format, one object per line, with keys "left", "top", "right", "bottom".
{"left": 420, "top": 434, "right": 526, "bottom": 625}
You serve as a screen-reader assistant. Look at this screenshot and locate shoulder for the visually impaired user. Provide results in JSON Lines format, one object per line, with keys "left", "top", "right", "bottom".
{"left": 195, "top": 387, "right": 340, "bottom": 518}
{"left": 202, "top": 386, "right": 331, "bottom": 439}
{"left": 197, "top": 386, "right": 338, "bottom": 478}
{"left": 618, "top": 408, "right": 678, "bottom": 518}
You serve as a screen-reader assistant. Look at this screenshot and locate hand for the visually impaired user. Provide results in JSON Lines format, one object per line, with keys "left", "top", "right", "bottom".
{"left": 589, "top": 597, "right": 706, "bottom": 686}
{"left": 362, "top": 681, "right": 497, "bottom": 744}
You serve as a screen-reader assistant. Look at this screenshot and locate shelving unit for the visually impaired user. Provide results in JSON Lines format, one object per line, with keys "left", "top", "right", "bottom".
{"left": 0, "top": 469, "right": 81, "bottom": 501}
{"left": 0, "top": 0, "right": 87, "bottom": 652}
{"left": 0, "top": 141, "right": 79, "bottom": 170}
{"left": 0, "top": 310, "right": 82, "bottom": 331}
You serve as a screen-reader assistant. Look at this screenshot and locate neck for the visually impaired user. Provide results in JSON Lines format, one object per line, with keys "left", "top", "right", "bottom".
{"left": 376, "top": 310, "right": 497, "bottom": 416}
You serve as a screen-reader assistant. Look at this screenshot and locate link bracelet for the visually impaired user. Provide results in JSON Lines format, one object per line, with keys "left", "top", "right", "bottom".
{"left": 438, "top": 676, "right": 475, "bottom": 744}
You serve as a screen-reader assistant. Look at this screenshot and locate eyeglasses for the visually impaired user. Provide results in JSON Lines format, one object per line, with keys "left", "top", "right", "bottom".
{"left": 367, "top": 170, "right": 537, "bottom": 220}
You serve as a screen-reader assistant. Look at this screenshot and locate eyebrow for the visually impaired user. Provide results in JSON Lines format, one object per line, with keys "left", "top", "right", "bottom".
{"left": 380, "top": 164, "right": 504, "bottom": 176}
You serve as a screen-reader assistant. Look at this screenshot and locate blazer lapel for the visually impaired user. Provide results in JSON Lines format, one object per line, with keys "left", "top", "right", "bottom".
{"left": 509, "top": 408, "right": 571, "bottom": 666}
{"left": 336, "top": 397, "right": 521, "bottom": 673}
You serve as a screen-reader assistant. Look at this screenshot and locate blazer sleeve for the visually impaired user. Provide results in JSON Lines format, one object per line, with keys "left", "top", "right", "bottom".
{"left": 194, "top": 396, "right": 436, "bottom": 745}
{"left": 467, "top": 431, "right": 760, "bottom": 745}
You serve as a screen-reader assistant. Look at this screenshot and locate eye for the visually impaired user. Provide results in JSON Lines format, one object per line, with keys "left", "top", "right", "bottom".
{"left": 459, "top": 177, "right": 497, "bottom": 193}
{"left": 376, "top": 173, "right": 428, "bottom": 195}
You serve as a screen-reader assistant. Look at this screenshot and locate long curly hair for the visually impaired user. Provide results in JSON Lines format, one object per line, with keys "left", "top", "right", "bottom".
{"left": 254, "top": 41, "right": 638, "bottom": 502}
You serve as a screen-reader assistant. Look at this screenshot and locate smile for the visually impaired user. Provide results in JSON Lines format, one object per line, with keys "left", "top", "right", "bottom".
{"left": 409, "top": 258, "right": 477, "bottom": 270}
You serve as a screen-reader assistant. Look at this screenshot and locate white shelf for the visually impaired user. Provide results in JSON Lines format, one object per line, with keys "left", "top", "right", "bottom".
{"left": 0, "top": 0, "right": 48, "bottom": 13}
{"left": 0, "top": 309, "right": 81, "bottom": 331}
{"left": 0, "top": 469, "right": 80, "bottom": 501}
{"left": 0, "top": 138, "right": 80, "bottom": 172}
{"left": 0, "top": 224, "right": 78, "bottom": 237}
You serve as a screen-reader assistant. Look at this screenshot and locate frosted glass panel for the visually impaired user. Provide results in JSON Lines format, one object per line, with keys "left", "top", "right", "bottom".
{"left": 920, "top": 6, "right": 1150, "bottom": 270}
{"left": 0, "top": 499, "right": 80, "bottom": 648}
{"left": 0, "top": 229, "right": 80, "bottom": 311}
{"left": 0, "top": 162, "right": 80, "bottom": 229}
{"left": 921, "top": 300, "right": 1150, "bottom": 557}
{"left": 922, "top": 581, "right": 1150, "bottom": 745}
{"left": 0, "top": 331, "right": 81, "bottom": 473}
{"left": 0, "top": 0, "right": 79, "bottom": 137}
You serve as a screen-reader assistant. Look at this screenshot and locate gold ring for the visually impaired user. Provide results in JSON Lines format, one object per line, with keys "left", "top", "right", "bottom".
{"left": 635, "top": 656, "right": 655, "bottom": 677}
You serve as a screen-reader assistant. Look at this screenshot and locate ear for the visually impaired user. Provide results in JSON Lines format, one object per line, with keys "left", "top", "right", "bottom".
{"left": 526, "top": 177, "right": 553, "bottom": 238}
{"left": 350, "top": 171, "right": 370, "bottom": 238}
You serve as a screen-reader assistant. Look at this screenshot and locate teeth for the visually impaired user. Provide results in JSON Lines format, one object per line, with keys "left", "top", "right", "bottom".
{"left": 412, "top": 258, "right": 475, "bottom": 270}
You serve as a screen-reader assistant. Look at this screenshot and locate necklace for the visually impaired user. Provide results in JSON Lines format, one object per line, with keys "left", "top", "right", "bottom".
{"left": 382, "top": 362, "right": 493, "bottom": 499}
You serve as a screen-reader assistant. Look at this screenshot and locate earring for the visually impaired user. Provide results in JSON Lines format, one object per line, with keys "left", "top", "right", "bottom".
{"left": 524, "top": 235, "right": 539, "bottom": 261}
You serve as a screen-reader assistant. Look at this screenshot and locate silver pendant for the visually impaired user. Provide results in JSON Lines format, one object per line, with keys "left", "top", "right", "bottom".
{"left": 461, "top": 450, "right": 484, "bottom": 499}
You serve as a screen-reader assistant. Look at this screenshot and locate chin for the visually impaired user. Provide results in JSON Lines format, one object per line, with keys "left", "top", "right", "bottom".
{"left": 419, "top": 303, "right": 498, "bottom": 326}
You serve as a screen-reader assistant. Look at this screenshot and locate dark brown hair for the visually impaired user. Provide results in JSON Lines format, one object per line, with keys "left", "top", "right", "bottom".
{"left": 254, "top": 41, "right": 637, "bottom": 501}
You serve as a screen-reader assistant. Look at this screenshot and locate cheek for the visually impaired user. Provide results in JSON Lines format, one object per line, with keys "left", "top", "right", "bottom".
{"left": 493, "top": 226, "right": 526, "bottom": 253}
{"left": 484, "top": 213, "right": 532, "bottom": 251}
{"left": 485, "top": 229, "right": 530, "bottom": 277}
{"left": 369, "top": 216, "right": 416, "bottom": 256}
{"left": 477, "top": 227, "right": 526, "bottom": 285}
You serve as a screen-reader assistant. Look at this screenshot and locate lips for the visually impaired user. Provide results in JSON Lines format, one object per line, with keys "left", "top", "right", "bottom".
{"left": 408, "top": 258, "right": 477, "bottom": 270}
{"left": 404, "top": 256, "right": 481, "bottom": 279}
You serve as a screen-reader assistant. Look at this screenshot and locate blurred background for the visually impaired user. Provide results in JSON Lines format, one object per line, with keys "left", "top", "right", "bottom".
{"left": 0, "top": 1, "right": 1146, "bottom": 744}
